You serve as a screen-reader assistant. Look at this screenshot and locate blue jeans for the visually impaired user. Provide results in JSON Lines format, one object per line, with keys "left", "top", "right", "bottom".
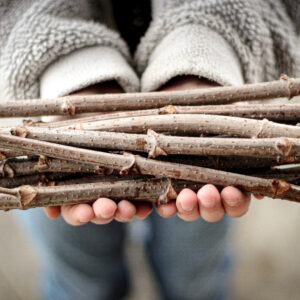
{"left": 16, "top": 208, "right": 232, "bottom": 300}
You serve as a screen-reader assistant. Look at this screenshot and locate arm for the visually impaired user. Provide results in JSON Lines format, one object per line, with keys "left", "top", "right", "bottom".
{"left": 0, "top": 0, "right": 139, "bottom": 100}
{"left": 133, "top": 0, "right": 299, "bottom": 221}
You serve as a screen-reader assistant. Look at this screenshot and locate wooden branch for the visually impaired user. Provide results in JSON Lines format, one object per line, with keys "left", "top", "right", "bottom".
{"left": 0, "top": 178, "right": 177, "bottom": 210}
{"left": 0, "top": 157, "right": 108, "bottom": 178}
{"left": 9, "top": 126, "right": 300, "bottom": 159}
{"left": 0, "top": 177, "right": 208, "bottom": 210}
{"left": 34, "top": 104, "right": 300, "bottom": 129}
{"left": 160, "top": 155, "right": 299, "bottom": 170}
{"left": 0, "top": 155, "right": 291, "bottom": 183}
{"left": 55, "top": 114, "right": 300, "bottom": 138}
{"left": 1, "top": 77, "right": 300, "bottom": 117}
{"left": 0, "top": 134, "right": 299, "bottom": 202}
{"left": 0, "top": 173, "right": 90, "bottom": 189}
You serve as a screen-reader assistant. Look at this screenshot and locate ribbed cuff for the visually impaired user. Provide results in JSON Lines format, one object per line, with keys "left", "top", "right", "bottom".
{"left": 40, "top": 46, "right": 139, "bottom": 98}
{"left": 141, "top": 24, "right": 244, "bottom": 92}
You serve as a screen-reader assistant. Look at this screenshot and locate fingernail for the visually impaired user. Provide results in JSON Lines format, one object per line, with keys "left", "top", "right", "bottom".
{"left": 225, "top": 198, "right": 240, "bottom": 207}
{"left": 201, "top": 198, "right": 216, "bottom": 209}
{"left": 181, "top": 201, "right": 194, "bottom": 212}
{"left": 101, "top": 211, "right": 115, "bottom": 219}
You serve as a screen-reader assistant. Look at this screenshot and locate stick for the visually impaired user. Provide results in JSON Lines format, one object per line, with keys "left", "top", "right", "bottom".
{"left": 0, "top": 134, "right": 298, "bottom": 202}
{"left": 34, "top": 104, "right": 300, "bottom": 128}
{"left": 0, "top": 176, "right": 223, "bottom": 211}
{"left": 9, "top": 126, "right": 300, "bottom": 158}
{"left": 0, "top": 173, "right": 92, "bottom": 189}
{"left": 0, "top": 157, "right": 108, "bottom": 178}
{"left": 54, "top": 114, "right": 300, "bottom": 138}
{"left": 0, "top": 178, "right": 175, "bottom": 210}
{"left": 1, "top": 77, "right": 300, "bottom": 117}
{"left": 159, "top": 155, "right": 299, "bottom": 170}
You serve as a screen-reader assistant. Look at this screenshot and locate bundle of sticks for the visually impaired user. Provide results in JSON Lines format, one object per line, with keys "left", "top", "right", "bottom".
{"left": 0, "top": 75, "right": 300, "bottom": 211}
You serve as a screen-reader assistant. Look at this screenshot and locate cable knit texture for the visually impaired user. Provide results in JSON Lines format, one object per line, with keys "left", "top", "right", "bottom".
{"left": 0, "top": 0, "right": 134, "bottom": 100}
{"left": 136, "top": 0, "right": 299, "bottom": 84}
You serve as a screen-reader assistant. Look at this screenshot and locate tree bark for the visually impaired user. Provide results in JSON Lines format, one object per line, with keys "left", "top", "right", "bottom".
{"left": 33, "top": 103, "right": 300, "bottom": 129}
{"left": 54, "top": 114, "right": 300, "bottom": 138}
{"left": 0, "top": 134, "right": 298, "bottom": 202}
{"left": 9, "top": 126, "right": 300, "bottom": 159}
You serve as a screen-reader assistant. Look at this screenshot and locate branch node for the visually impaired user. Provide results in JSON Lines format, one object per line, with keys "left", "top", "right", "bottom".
{"left": 275, "top": 137, "right": 294, "bottom": 157}
{"left": 159, "top": 105, "right": 178, "bottom": 114}
{"left": 253, "top": 118, "right": 269, "bottom": 138}
{"left": 158, "top": 178, "right": 178, "bottom": 204}
{"left": 10, "top": 126, "right": 29, "bottom": 138}
{"left": 270, "top": 179, "right": 291, "bottom": 198}
{"left": 17, "top": 186, "right": 38, "bottom": 209}
{"left": 0, "top": 151, "right": 7, "bottom": 161}
{"left": 0, "top": 162, "right": 15, "bottom": 178}
{"left": 147, "top": 129, "right": 168, "bottom": 158}
{"left": 280, "top": 74, "right": 293, "bottom": 100}
{"left": 35, "top": 156, "right": 50, "bottom": 172}
{"left": 61, "top": 97, "right": 76, "bottom": 115}
{"left": 120, "top": 152, "right": 139, "bottom": 175}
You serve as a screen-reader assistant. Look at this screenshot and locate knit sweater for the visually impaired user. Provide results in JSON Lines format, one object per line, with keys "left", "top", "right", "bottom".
{"left": 0, "top": 0, "right": 299, "bottom": 100}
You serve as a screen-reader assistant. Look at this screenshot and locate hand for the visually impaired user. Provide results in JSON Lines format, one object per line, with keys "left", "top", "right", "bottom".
{"left": 43, "top": 77, "right": 262, "bottom": 225}
{"left": 154, "top": 76, "right": 262, "bottom": 222}
{"left": 43, "top": 82, "right": 153, "bottom": 225}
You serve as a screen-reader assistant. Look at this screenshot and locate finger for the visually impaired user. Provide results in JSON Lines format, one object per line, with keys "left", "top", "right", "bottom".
{"left": 115, "top": 200, "right": 136, "bottom": 222}
{"left": 253, "top": 194, "right": 264, "bottom": 200}
{"left": 43, "top": 206, "right": 61, "bottom": 219}
{"left": 155, "top": 201, "right": 177, "bottom": 218}
{"left": 91, "top": 198, "right": 117, "bottom": 225}
{"left": 221, "top": 186, "right": 251, "bottom": 218}
{"left": 176, "top": 188, "right": 200, "bottom": 221}
{"left": 135, "top": 202, "right": 153, "bottom": 219}
{"left": 61, "top": 204, "right": 95, "bottom": 226}
{"left": 197, "top": 184, "right": 225, "bottom": 223}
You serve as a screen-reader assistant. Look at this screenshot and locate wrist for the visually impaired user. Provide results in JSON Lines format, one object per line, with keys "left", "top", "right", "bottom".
{"left": 158, "top": 75, "right": 219, "bottom": 92}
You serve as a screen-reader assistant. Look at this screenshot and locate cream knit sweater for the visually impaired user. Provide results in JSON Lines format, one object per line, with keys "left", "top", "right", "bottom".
{"left": 0, "top": 0, "right": 299, "bottom": 100}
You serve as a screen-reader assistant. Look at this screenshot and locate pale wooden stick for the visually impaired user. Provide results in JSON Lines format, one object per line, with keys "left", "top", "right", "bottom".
{"left": 0, "top": 134, "right": 298, "bottom": 202}
{"left": 57, "top": 114, "right": 300, "bottom": 138}
{"left": 1, "top": 77, "right": 300, "bottom": 117}
{"left": 34, "top": 104, "right": 300, "bottom": 128}
{"left": 0, "top": 178, "right": 179, "bottom": 210}
{"left": 9, "top": 126, "right": 300, "bottom": 158}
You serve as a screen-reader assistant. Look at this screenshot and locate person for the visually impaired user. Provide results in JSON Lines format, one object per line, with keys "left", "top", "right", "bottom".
{"left": 0, "top": 1, "right": 299, "bottom": 299}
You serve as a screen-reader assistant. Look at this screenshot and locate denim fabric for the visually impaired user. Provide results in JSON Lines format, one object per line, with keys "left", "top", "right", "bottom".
{"left": 15, "top": 208, "right": 231, "bottom": 300}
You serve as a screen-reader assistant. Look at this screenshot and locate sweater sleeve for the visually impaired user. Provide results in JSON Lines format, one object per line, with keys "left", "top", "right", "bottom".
{"left": 0, "top": 0, "right": 139, "bottom": 100}
{"left": 135, "top": 0, "right": 300, "bottom": 91}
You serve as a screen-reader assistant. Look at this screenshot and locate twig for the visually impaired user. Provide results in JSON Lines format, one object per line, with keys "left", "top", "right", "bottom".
{"left": 34, "top": 104, "right": 300, "bottom": 128}
{"left": 0, "top": 173, "right": 90, "bottom": 189}
{"left": 9, "top": 127, "right": 300, "bottom": 158}
{"left": 159, "top": 155, "right": 299, "bottom": 170}
{"left": 0, "top": 178, "right": 179, "bottom": 210}
{"left": 0, "top": 134, "right": 298, "bottom": 202}
{"left": 0, "top": 157, "right": 108, "bottom": 178}
{"left": 1, "top": 77, "right": 300, "bottom": 117}
{"left": 55, "top": 114, "right": 300, "bottom": 138}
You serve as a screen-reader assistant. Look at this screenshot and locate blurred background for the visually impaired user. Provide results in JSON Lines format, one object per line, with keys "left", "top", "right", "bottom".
{"left": 1, "top": 197, "right": 300, "bottom": 300}
{"left": 0, "top": 94, "right": 300, "bottom": 300}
